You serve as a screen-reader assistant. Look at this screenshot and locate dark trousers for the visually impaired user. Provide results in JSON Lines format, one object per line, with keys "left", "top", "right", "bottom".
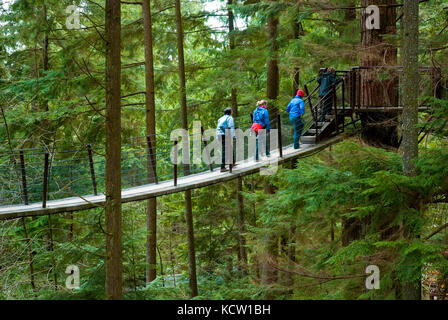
{"left": 319, "top": 94, "right": 333, "bottom": 122}
{"left": 220, "top": 135, "right": 235, "bottom": 169}
{"left": 291, "top": 116, "right": 304, "bottom": 149}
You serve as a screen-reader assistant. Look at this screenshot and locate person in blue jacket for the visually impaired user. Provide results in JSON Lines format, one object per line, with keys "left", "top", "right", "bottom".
{"left": 216, "top": 108, "right": 236, "bottom": 172}
{"left": 251, "top": 100, "right": 271, "bottom": 160}
{"left": 286, "top": 90, "right": 305, "bottom": 149}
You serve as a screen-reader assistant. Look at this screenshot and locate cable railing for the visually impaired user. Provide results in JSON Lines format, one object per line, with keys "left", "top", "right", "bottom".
{"left": 0, "top": 73, "right": 356, "bottom": 208}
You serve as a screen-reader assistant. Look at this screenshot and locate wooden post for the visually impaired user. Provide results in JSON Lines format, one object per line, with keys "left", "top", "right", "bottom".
{"left": 201, "top": 126, "right": 213, "bottom": 172}
{"left": 173, "top": 139, "right": 178, "bottom": 187}
{"left": 42, "top": 152, "right": 49, "bottom": 208}
{"left": 146, "top": 135, "right": 159, "bottom": 184}
{"left": 87, "top": 144, "right": 98, "bottom": 195}
{"left": 19, "top": 150, "right": 29, "bottom": 205}
{"left": 277, "top": 114, "right": 283, "bottom": 157}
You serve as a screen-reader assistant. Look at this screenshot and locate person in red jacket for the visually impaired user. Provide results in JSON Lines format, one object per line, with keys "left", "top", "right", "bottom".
{"left": 251, "top": 100, "right": 270, "bottom": 160}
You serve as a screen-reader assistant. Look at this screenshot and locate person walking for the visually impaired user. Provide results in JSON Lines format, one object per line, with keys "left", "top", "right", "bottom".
{"left": 216, "top": 108, "right": 236, "bottom": 172}
{"left": 251, "top": 100, "right": 270, "bottom": 161}
{"left": 286, "top": 90, "right": 305, "bottom": 149}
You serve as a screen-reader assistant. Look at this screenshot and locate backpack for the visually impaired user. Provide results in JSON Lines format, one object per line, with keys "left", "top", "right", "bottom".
{"left": 218, "top": 115, "right": 231, "bottom": 133}
{"left": 252, "top": 108, "right": 266, "bottom": 130}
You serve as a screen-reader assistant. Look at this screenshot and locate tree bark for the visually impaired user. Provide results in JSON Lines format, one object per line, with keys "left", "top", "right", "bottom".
{"left": 40, "top": 4, "right": 51, "bottom": 146}
{"left": 22, "top": 218, "right": 36, "bottom": 292}
{"left": 142, "top": 0, "right": 158, "bottom": 284}
{"left": 266, "top": 0, "right": 279, "bottom": 115}
{"left": 105, "top": 0, "right": 122, "bottom": 300}
{"left": 174, "top": 0, "right": 198, "bottom": 297}
{"left": 236, "top": 177, "right": 248, "bottom": 272}
{"left": 228, "top": 0, "right": 238, "bottom": 117}
{"left": 401, "top": 0, "right": 421, "bottom": 300}
{"left": 360, "top": 0, "right": 399, "bottom": 148}
{"left": 401, "top": 0, "right": 419, "bottom": 177}
{"left": 261, "top": 182, "right": 278, "bottom": 292}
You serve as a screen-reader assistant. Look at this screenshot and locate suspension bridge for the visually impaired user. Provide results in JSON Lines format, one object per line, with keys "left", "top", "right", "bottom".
{"left": 0, "top": 66, "right": 438, "bottom": 220}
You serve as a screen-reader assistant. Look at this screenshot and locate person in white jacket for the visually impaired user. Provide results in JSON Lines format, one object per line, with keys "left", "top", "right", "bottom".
{"left": 216, "top": 108, "right": 236, "bottom": 172}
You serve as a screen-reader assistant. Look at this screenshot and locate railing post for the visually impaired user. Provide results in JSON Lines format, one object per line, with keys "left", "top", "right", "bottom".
{"left": 349, "top": 70, "right": 354, "bottom": 111}
{"left": 332, "top": 85, "right": 339, "bottom": 134}
{"left": 201, "top": 126, "right": 213, "bottom": 172}
{"left": 226, "top": 128, "right": 233, "bottom": 173}
{"left": 42, "top": 152, "right": 49, "bottom": 208}
{"left": 277, "top": 114, "right": 283, "bottom": 158}
{"left": 356, "top": 67, "right": 361, "bottom": 109}
{"left": 87, "top": 144, "right": 98, "bottom": 195}
{"left": 19, "top": 150, "right": 29, "bottom": 205}
{"left": 146, "top": 136, "right": 159, "bottom": 184}
{"left": 173, "top": 139, "right": 178, "bottom": 187}
{"left": 352, "top": 67, "right": 358, "bottom": 110}
{"left": 342, "top": 78, "right": 345, "bottom": 132}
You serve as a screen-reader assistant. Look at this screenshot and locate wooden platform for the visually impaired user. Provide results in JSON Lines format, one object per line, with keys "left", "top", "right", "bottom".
{"left": 0, "top": 135, "right": 346, "bottom": 220}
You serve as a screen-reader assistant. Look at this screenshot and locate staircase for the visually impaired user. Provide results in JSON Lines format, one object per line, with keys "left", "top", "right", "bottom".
{"left": 300, "top": 72, "right": 357, "bottom": 144}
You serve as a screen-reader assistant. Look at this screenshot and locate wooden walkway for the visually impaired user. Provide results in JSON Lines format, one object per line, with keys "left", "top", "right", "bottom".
{"left": 0, "top": 135, "right": 345, "bottom": 220}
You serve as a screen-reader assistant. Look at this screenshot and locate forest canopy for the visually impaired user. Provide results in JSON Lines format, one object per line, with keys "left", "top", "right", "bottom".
{"left": 0, "top": 0, "right": 447, "bottom": 301}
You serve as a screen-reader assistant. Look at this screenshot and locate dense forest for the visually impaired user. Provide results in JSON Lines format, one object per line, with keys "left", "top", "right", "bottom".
{"left": 0, "top": 0, "right": 447, "bottom": 301}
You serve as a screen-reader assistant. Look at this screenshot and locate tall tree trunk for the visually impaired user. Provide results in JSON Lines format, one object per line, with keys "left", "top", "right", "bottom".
{"left": 105, "top": 0, "right": 122, "bottom": 300}
{"left": 261, "top": 182, "right": 278, "bottom": 295}
{"left": 401, "top": 0, "right": 421, "bottom": 300}
{"left": 228, "top": 0, "right": 246, "bottom": 272}
{"left": 142, "top": 0, "right": 158, "bottom": 284}
{"left": 236, "top": 177, "right": 248, "bottom": 272}
{"left": 174, "top": 0, "right": 198, "bottom": 297}
{"left": 47, "top": 214, "right": 58, "bottom": 289}
{"left": 22, "top": 218, "right": 36, "bottom": 292}
{"left": 40, "top": 4, "right": 51, "bottom": 146}
{"left": 291, "top": 4, "right": 303, "bottom": 97}
{"left": 360, "top": 0, "right": 399, "bottom": 148}
{"left": 228, "top": 0, "right": 238, "bottom": 117}
{"left": 266, "top": 0, "right": 279, "bottom": 115}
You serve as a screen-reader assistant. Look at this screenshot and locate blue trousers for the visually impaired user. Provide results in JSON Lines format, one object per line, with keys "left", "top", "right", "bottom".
{"left": 290, "top": 116, "right": 304, "bottom": 149}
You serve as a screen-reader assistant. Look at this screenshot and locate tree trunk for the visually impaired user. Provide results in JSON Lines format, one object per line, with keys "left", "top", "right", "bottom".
{"left": 40, "top": 4, "right": 51, "bottom": 146}
{"left": 174, "top": 0, "right": 198, "bottom": 297}
{"left": 22, "top": 218, "right": 36, "bottom": 292}
{"left": 236, "top": 177, "right": 248, "bottom": 272}
{"left": 261, "top": 182, "right": 278, "bottom": 292}
{"left": 266, "top": 0, "right": 279, "bottom": 114}
{"left": 142, "top": 0, "right": 158, "bottom": 284}
{"left": 228, "top": 0, "right": 238, "bottom": 117}
{"left": 401, "top": 0, "right": 421, "bottom": 300}
{"left": 105, "top": 0, "right": 122, "bottom": 300}
{"left": 360, "top": 0, "right": 399, "bottom": 148}
{"left": 291, "top": 5, "right": 303, "bottom": 97}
